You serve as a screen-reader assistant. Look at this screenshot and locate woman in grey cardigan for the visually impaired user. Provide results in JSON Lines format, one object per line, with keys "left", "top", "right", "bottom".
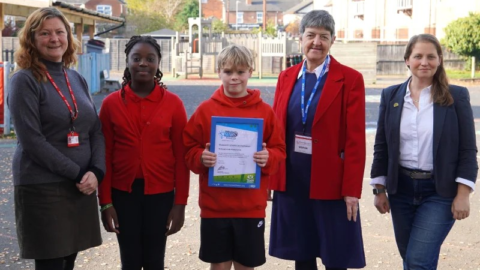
{"left": 8, "top": 7, "right": 105, "bottom": 270}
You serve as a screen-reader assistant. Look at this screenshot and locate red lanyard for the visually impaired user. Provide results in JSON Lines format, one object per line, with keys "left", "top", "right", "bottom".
{"left": 45, "top": 69, "right": 79, "bottom": 121}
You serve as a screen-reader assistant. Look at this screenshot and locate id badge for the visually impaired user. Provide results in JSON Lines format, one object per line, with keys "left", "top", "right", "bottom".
{"left": 294, "top": 134, "right": 312, "bottom": 154}
{"left": 67, "top": 131, "right": 80, "bottom": 148}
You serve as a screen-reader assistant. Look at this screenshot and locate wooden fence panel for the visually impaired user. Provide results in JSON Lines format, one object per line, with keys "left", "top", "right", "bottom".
{"left": 376, "top": 44, "right": 465, "bottom": 75}
{"left": 4, "top": 35, "right": 469, "bottom": 78}
{"left": 330, "top": 43, "right": 377, "bottom": 84}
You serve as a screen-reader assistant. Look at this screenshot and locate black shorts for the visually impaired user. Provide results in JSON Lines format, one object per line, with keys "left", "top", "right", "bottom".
{"left": 199, "top": 217, "right": 266, "bottom": 267}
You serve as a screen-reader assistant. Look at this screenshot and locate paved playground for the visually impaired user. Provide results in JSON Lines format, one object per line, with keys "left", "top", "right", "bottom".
{"left": 0, "top": 79, "right": 479, "bottom": 269}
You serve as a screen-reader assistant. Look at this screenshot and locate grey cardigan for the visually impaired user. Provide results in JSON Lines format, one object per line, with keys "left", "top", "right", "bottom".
{"left": 8, "top": 59, "right": 105, "bottom": 186}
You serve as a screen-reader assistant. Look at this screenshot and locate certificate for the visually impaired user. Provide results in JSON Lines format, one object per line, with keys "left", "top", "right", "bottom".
{"left": 208, "top": 116, "right": 264, "bottom": 189}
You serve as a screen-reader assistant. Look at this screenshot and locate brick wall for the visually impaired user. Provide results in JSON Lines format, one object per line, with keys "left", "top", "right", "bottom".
{"left": 202, "top": 0, "right": 224, "bottom": 20}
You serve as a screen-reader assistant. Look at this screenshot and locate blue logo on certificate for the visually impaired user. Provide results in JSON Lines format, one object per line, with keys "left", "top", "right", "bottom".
{"left": 208, "top": 117, "right": 264, "bottom": 189}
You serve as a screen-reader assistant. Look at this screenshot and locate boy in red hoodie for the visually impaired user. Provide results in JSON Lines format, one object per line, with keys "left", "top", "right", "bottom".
{"left": 183, "top": 44, "right": 286, "bottom": 269}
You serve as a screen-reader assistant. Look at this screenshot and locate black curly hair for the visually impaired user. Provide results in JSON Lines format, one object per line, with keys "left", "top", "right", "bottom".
{"left": 121, "top": 35, "right": 166, "bottom": 102}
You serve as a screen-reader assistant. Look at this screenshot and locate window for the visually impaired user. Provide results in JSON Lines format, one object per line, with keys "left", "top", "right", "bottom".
{"left": 257, "top": 12, "right": 263, "bottom": 24}
{"left": 201, "top": 0, "right": 207, "bottom": 3}
{"left": 237, "top": 12, "right": 244, "bottom": 24}
{"left": 96, "top": 5, "right": 112, "bottom": 16}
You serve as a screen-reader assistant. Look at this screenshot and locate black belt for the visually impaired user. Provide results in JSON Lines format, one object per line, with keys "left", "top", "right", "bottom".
{"left": 400, "top": 167, "right": 432, "bottom": 179}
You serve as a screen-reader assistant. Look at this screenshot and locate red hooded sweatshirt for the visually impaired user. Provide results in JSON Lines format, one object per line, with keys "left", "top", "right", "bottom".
{"left": 183, "top": 86, "right": 286, "bottom": 218}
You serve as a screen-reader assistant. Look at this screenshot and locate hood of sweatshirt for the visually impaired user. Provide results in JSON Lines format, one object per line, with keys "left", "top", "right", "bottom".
{"left": 211, "top": 85, "right": 264, "bottom": 108}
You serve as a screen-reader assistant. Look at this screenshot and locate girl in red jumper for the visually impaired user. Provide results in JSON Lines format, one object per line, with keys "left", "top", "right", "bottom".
{"left": 98, "top": 36, "right": 190, "bottom": 269}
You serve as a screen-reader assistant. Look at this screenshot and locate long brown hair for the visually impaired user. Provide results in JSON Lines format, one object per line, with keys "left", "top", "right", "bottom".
{"left": 404, "top": 34, "right": 453, "bottom": 106}
{"left": 14, "top": 7, "right": 79, "bottom": 82}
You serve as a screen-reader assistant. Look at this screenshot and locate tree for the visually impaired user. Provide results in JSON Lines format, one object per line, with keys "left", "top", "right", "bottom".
{"left": 126, "top": 12, "right": 168, "bottom": 35}
{"left": 251, "top": 20, "right": 277, "bottom": 37}
{"left": 174, "top": 0, "right": 199, "bottom": 31}
{"left": 212, "top": 18, "right": 228, "bottom": 34}
{"left": 442, "top": 13, "right": 480, "bottom": 76}
{"left": 284, "top": 18, "right": 300, "bottom": 36}
{"left": 127, "top": 0, "right": 184, "bottom": 25}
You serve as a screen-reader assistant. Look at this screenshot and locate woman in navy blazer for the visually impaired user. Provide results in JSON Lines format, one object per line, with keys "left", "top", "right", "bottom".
{"left": 371, "top": 34, "right": 477, "bottom": 269}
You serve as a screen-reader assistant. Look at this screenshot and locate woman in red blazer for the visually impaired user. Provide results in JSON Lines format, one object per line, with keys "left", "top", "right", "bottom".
{"left": 269, "top": 10, "right": 366, "bottom": 270}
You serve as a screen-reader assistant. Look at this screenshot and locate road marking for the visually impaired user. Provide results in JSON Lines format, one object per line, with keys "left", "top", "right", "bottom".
{"left": 0, "top": 144, "right": 16, "bottom": 148}
{"left": 366, "top": 95, "right": 381, "bottom": 103}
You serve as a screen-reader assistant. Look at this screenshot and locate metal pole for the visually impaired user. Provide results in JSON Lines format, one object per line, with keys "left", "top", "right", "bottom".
{"left": 236, "top": 1, "right": 239, "bottom": 31}
{"left": 199, "top": 0, "right": 203, "bottom": 78}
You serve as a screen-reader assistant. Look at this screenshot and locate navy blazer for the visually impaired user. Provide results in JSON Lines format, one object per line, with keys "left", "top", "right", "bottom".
{"left": 370, "top": 80, "right": 478, "bottom": 198}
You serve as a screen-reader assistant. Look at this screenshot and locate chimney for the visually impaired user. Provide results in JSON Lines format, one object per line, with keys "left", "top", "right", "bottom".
{"left": 246, "top": 0, "right": 252, "bottom": 5}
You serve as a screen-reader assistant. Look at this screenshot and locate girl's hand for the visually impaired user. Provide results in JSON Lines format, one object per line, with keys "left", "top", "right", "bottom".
{"left": 101, "top": 206, "right": 120, "bottom": 234}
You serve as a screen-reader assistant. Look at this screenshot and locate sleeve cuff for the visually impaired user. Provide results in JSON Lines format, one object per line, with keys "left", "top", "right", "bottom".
{"left": 74, "top": 168, "right": 87, "bottom": 183}
{"left": 370, "top": 176, "right": 387, "bottom": 188}
{"left": 174, "top": 194, "right": 189, "bottom": 205}
{"left": 89, "top": 166, "right": 105, "bottom": 184}
{"left": 456, "top": 177, "right": 475, "bottom": 192}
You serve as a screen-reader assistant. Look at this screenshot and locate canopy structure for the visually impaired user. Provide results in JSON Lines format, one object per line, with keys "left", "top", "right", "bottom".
{"left": 0, "top": 0, "right": 125, "bottom": 59}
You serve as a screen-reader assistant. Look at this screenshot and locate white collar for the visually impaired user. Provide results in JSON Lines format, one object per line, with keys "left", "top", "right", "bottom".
{"left": 297, "top": 59, "right": 329, "bottom": 79}
{"left": 405, "top": 79, "right": 432, "bottom": 101}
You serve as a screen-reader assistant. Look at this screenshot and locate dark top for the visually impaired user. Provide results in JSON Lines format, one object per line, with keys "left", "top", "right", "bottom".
{"left": 8, "top": 59, "right": 105, "bottom": 186}
{"left": 370, "top": 80, "right": 478, "bottom": 197}
{"left": 286, "top": 72, "right": 327, "bottom": 195}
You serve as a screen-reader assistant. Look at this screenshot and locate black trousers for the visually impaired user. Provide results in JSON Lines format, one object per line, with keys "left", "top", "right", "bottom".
{"left": 35, "top": 253, "right": 77, "bottom": 270}
{"left": 112, "top": 179, "right": 174, "bottom": 270}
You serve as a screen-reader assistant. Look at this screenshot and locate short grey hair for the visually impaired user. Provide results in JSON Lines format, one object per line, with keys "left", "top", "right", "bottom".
{"left": 300, "top": 10, "right": 335, "bottom": 37}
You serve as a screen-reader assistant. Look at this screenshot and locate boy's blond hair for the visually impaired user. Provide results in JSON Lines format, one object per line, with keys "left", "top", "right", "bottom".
{"left": 217, "top": 45, "right": 254, "bottom": 71}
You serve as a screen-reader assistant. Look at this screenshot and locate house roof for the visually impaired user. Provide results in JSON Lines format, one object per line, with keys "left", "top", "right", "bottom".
{"left": 59, "top": 0, "right": 89, "bottom": 4}
{"left": 52, "top": 1, "right": 125, "bottom": 23}
{"left": 228, "top": 0, "right": 299, "bottom": 12}
{"left": 284, "top": 0, "right": 313, "bottom": 14}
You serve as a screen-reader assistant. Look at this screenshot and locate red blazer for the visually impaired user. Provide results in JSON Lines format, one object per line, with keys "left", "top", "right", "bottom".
{"left": 269, "top": 56, "right": 366, "bottom": 199}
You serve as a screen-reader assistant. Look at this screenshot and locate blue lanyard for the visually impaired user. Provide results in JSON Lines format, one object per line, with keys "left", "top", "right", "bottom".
{"left": 301, "top": 55, "right": 330, "bottom": 126}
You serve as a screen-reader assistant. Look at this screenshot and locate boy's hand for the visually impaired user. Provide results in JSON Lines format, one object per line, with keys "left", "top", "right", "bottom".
{"left": 254, "top": 143, "right": 269, "bottom": 167}
{"left": 201, "top": 143, "right": 217, "bottom": 167}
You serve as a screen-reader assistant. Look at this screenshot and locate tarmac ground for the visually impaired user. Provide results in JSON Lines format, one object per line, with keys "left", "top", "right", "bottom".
{"left": 0, "top": 77, "right": 479, "bottom": 269}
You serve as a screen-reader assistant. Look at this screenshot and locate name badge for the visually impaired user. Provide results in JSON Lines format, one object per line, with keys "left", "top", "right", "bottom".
{"left": 294, "top": 134, "right": 312, "bottom": 154}
{"left": 67, "top": 131, "right": 80, "bottom": 148}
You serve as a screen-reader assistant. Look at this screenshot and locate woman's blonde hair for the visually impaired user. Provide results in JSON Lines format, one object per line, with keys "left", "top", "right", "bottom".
{"left": 14, "top": 7, "right": 79, "bottom": 82}
{"left": 217, "top": 44, "right": 254, "bottom": 71}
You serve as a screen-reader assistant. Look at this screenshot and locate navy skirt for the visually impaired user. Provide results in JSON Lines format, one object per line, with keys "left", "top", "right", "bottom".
{"left": 269, "top": 189, "right": 366, "bottom": 268}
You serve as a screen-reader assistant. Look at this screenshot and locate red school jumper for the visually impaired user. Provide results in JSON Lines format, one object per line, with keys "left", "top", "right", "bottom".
{"left": 183, "top": 87, "right": 286, "bottom": 218}
{"left": 98, "top": 83, "right": 190, "bottom": 205}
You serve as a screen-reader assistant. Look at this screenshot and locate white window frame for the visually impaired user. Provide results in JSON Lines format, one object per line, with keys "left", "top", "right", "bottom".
{"left": 256, "top": 12, "right": 263, "bottom": 24}
{"left": 96, "top": 5, "right": 112, "bottom": 16}
{"left": 237, "top": 12, "right": 244, "bottom": 24}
